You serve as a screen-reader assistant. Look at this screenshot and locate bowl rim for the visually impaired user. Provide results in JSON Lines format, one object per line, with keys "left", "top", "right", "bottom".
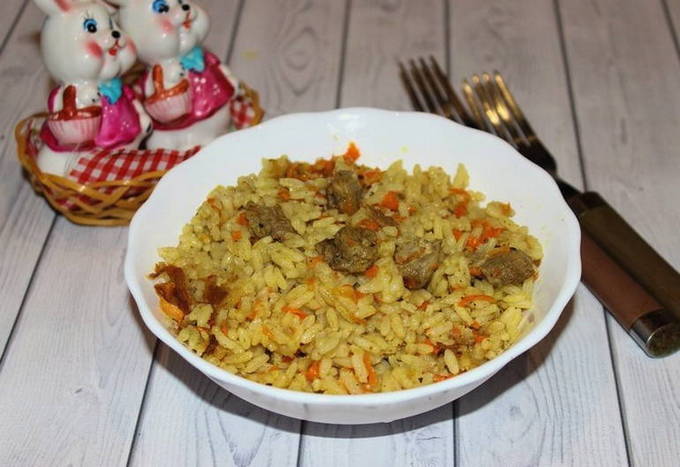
{"left": 125, "top": 107, "right": 581, "bottom": 406}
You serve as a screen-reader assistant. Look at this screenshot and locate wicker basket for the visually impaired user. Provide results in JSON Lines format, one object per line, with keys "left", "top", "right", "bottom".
{"left": 15, "top": 85, "right": 263, "bottom": 227}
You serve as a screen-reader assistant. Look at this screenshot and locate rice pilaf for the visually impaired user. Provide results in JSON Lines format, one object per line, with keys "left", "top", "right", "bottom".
{"left": 151, "top": 144, "right": 543, "bottom": 394}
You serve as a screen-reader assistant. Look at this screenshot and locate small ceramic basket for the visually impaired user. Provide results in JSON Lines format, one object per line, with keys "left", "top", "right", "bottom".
{"left": 145, "top": 90, "right": 192, "bottom": 123}
{"left": 47, "top": 115, "right": 101, "bottom": 145}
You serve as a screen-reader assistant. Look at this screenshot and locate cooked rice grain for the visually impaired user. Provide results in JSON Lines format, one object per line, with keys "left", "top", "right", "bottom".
{"left": 152, "top": 151, "right": 542, "bottom": 394}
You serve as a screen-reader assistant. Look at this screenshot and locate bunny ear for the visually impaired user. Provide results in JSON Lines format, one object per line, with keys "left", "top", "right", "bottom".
{"left": 33, "top": 0, "right": 74, "bottom": 15}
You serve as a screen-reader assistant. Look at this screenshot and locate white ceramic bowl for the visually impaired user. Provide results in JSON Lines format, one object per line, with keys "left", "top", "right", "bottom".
{"left": 125, "top": 108, "right": 581, "bottom": 424}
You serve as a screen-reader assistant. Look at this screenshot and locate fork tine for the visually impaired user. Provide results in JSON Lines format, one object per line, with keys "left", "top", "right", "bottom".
{"left": 399, "top": 61, "right": 424, "bottom": 112}
{"left": 408, "top": 59, "right": 438, "bottom": 114}
{"left": 461, "top": 79, "right": 486, "bottom": 130}
{"left": 429, "top": 57, "right": 478, "bottom": 128}
{"left": 481, "top": 73, "right": 525, "bottom": 146}
{"left": 493, "top": 71, "right": 535, "bottom": 139}
{"left": 417, "top": 58, "right": 457, "bottom": 122}
{"left": 469, "top": 74, "right": 514, "bottom": 143}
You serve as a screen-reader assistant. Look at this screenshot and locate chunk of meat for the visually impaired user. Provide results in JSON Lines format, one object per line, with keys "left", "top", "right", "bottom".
{"left": 366, "top": 206, "right": 397, "bottom": 227}
{"left": 480, "top": 248, "right": 535, "bottom": 287}
{"left": 395, "top": 239, "right": 442, "bottom": 290}
{"left": 150, "top": 263, "right": 193, "bottom": 313}
{"left": 327, "top": 170, "right": 363, "bottom": 215}
{"left": 244, "top": 202, "right": 294, "bottom": 241}
{"left": 317, "top": 226, "right": 379, "bottom": 274}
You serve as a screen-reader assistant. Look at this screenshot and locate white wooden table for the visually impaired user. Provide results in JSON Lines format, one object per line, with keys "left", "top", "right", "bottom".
{"left": 1, "top": 1, "right": 679, "bottom": 465}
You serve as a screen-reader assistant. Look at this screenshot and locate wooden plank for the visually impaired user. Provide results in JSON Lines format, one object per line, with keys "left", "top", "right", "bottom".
{"left": 226, "top": 0, "right": 348, "bottom": 116}
{"left": 299, "top": 2, "right": 454, "bottom": 466}
{"left": 0, "top": 1, "right": 61, "bottom": 356}
{"left": 559, "top": 0, "right": 680, "bottom": 465}
{"left": 338, "top": 0, "right": 447, "bottom": 110}
{"left": 300, "top": 407, "right": 454, "bottom": 467}
{"left": 0, "top": 225, "right": 156, "bottom": 466}
{"left": 448, "top": 1, "right": 628, "bottom": 465}
{"left": 663, "top": 0, "right": 680, "bottom": 53}
{"left": 130, "top": 345, "right": 301, "bottom": 467}
{"left": 0, "top": 0, "right": 25, "bottom": 47}
{"left": 129, "top": 1, "right": 348, "bottom": 465}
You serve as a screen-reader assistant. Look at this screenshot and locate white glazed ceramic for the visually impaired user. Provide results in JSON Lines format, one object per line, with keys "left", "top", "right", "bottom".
{"left": 33, "top": 0, "right": 150, "bottom": 176}
{"left": 125, "top": 108, "right": 581, "bottom": 424}
{"left": 110, "top": 0, "right": 238, "bottom": 150}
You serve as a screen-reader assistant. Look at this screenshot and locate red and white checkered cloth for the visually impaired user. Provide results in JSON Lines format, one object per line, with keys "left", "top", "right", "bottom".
{"left": 230, "top": 84, "right": 260, "bottom": 130}
{"left": 68, "top": 146, "right": 200, "bottom": 184}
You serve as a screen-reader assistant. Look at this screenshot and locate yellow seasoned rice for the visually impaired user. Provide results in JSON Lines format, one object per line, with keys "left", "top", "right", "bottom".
{"left": 152, "top": 148, "right": 542, "bottom": 394}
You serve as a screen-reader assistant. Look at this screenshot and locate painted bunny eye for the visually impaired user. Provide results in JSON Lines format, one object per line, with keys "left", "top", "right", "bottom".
{"left": 83, "top": 18, "right": 98, "bottom": 34}
{"left": 152, "top": 0, "right": 170, "bottom": 13}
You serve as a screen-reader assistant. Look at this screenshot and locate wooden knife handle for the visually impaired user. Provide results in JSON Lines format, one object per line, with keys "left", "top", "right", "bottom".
{"left": 569, "top": 192, "right": 680, "bottom": 357}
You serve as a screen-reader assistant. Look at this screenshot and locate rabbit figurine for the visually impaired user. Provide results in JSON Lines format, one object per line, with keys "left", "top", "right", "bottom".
{"left": 33, "top": 0, "right": 151, "bottom": 176}
{"left": 109, "top": 0, "right": 240, "bottom": 150}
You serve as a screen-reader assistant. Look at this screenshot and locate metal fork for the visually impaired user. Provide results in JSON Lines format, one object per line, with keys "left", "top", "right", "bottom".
{"left": 399, "top": 57, "right": 680, "bottom": 357}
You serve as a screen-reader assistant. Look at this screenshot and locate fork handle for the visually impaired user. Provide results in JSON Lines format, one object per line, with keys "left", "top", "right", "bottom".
{"left": 568, "top": 192, "right": 680, "bottom": 356}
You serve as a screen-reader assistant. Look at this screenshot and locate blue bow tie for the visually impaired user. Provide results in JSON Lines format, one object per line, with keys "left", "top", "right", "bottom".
{"left": 98, "top": 78, "right": 123, "bottom": 105}
{"left": 180, "top": 46, "right": 206, "bottom": 73}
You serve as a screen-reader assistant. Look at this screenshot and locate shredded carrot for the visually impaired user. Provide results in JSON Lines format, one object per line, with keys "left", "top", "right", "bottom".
{"left": 268, "top": 365, "right": 280, "bottom": 372}
{"left": 469, "top": 266, "right": 482, "bottom": 276}
{"left": 470, "top": 320, "right": 481, "bottom": 330}
{"left": 308, "top": 255, "right": 324, "bottom": 267}
{"left": 220, "top": 322, "right": 229, "bottom": 336}
{"left": 424, "top": 339, "right": 442, "bottom": 354}
{"left": 452, "top": 229, "right": 463, "bottom": 240}
{"left": 351, "top": 315, "right": 367, "bottom": 325}
{"left": 466, "top": 235, "right": 482, "bottom": 251}
{"left": 342, "top": 142, "right": 361, "bottom": 164}
{"left": 418, "top": 301, "right": 430, "bottom": 311}
{"left": 283, "top": 306, "right": 308, "bottom": 320}
{"left": 247, "top": 300, "right": 262, "bottom": 320}
{"left": 278, "top": 188, "right": 291, "bottom": 200}
{"left": 231, "top": 230, "right": 242, "bottom": 241}
{"left": 379, "top": 191, "right": 400, "bottom": 211}
{"left": 336, "top": 285, "right": 367, "bottom": 304}
{"left": 451, "top": 326, "right": 462, "bottom": 337}
{"left": 305, "top": 360, "right": 321, "bottom": 382}
{"left": 305, "top": 277, "right": 317, "bottom": 286}
{"left": 236, "top": 211, "right": 249, "bottom": 226}
{"left": 158, "top": 296, "right": 185, "bottom": 322}
{"left": 365, "top": 264, "right": 379, "bottom": 278}
{"left": 282, "top": 355, "right": 294, "bottom": 363}
{"left": 360, "top": 169, "right": 382, "bottom": 185}
{"left": 363, "top": 352, "right": 378, "bottom": 389}
{"left": 408, "top": 206, "right": 416, "bottom": 215}
{"left": 313, "top": 158, "right": 335, "bottom": 177}
{"left": 458, "top": 295, "right": 496, "bottom": 307}
{"left": 358, "top": 218, "right": 381, "bottom": 231}
{"left": 206, "top": 197, "right": 221, "bottom": 212}
{"left": 474, "top": 334, "right": 486, "bottom": 343}
{"left": 433, "top": 374, "right": 452, "bottom": 383}
{"left": 262, "top": 326, "right": 274, "bottom": 339}
{"left": 450, "top": 187, "right": 471, "bottom": 201}
{"left": 393, "top": 214, "right": 406, "bottom": 223}
{"left": 453, "top": 203, "right": 468, "bottom": 218}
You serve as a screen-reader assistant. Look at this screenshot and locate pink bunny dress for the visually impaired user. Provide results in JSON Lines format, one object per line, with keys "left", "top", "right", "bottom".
{"left": 139, "top": 48, "right": 235, "bottom": 131}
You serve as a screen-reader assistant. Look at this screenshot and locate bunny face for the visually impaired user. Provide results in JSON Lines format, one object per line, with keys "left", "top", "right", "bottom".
{"left": 35, "top": 0, "right": 137, "bottom": 84}
{"left": 111, "top": 0, "right": 210, "bottom": 64}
